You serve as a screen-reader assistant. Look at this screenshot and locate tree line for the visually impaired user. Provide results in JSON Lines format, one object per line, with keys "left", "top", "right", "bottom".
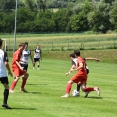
{"left": 0, "top": 0, "right": 117, "bottom": 34}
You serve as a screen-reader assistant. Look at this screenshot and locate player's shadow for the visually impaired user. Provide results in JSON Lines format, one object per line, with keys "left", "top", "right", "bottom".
{"left": 27, "top": 83, "right": 48, "bottom": 86}
{"left": 27, "top": 91, "right": 42, "bottom": 94}
{"left": 12, "top": 107, "right": 37, "bottom": 110}
{"left": 86, "top": 97, "right": 103, "bottom": 99}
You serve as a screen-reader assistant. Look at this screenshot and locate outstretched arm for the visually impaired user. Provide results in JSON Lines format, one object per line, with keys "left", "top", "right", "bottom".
{"left": 66, "top": 64, "right": 77, "bottom": 76}
{"left": 85, "top": 58, "right": 100, "bottom": 62}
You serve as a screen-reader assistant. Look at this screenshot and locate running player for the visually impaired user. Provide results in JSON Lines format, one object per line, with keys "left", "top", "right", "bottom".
{"left": 61, "top": 49, "right": 100, "bottom": 98}
{"left": 33, "top": 45, "right": 42, "bottom": 69}
{"left": 20, "top": 42, "right": 33, "bottom": 71}
{"left": 0, "top": 38, "right": 13, "bottom": 109}
{"left": 9, "top": 43, "right": 29, "bottom": 93}
{"left": 66, "top": 53, "right": 100, "bottom": 97}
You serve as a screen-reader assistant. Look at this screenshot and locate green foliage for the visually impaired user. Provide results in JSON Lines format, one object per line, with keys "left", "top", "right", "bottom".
{"left": 33, "top": 10, "right": 55, "bottom": 32}
{"left": 53, "top": 8, "right": 70, "bottom": 32}
{"left": 0, "top": 0, "right": 15, "bottom": 12}
{"left": 0, "top": 0, "right": 117, "bottom": 33}
{"left": 88, "top": 1, "right": 112, "bottom": 33}
{"left": 109, "top": 1, "right": 117, "bottom": 30}
{"left": 17, "top": 7, "right": 36, "bottom": 32}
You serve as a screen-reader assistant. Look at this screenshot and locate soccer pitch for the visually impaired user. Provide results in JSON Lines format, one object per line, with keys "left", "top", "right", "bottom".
{"left": 0, "top": 58, "right": 117, "bottom": 117}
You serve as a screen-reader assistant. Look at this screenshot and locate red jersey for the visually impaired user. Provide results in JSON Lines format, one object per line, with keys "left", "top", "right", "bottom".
{"left": 12, "top": 49, "right": 22, "bottom": 70}
{"left": 77, "top": 57, "right": 87, "bottom": 76}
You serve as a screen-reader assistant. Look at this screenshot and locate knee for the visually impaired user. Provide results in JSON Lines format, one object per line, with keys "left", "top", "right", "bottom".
{"left": 25, "top": 73, "right": 29, "bottom": 78}
{"left": 68, "top": 80, "right": 73, "bottom": 84}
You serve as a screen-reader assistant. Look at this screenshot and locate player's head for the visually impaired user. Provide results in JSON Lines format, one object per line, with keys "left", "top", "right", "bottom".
{"left": 74, "top": 49, "right": 80, "bottom": 57}
{"left": 25, "top": 42, "right": 28, "bottom": 46}
{"left": 70, "top": 53, "right": 75, "bottom": 59}
{"left": 37, "top": 45, "right": 40, "bottom": 49}
{"left": 0, "top": 38, "right": 3, "bottom": 48}
{"left": 24, "top": 42, "right": 28, "bottom": 49}
{"left": 19, "top": 43, "right": 25, "bottom": 50}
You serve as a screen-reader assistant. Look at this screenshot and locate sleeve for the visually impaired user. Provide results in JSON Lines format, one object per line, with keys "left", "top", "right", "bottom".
{"left": 29, "top": 50, "right": 31, "bottom": 55}
{"left": 72, "top": 60, "right": 76, "bottom": 66}
{"left": 4, "top": 51, "right": 9, "bottom": 62}
{"left": 15, "top": 51, "right": 21, "bottom": 61}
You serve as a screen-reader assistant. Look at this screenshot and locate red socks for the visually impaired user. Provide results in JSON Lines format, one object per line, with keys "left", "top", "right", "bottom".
{"left": 21, "top": 78, "right": 27, "bottom": 89}
{"left": 10, "top": 81, "right": 17, "bottom": 90}
{"left": 66, "top": 83, "right": 72, "bottom": 94}
{"left": 83, "top": 87, "right": 94, "bottom": 92}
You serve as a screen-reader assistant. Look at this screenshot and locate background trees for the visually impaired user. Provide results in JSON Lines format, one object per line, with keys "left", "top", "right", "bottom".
{"left": 0, "top": 0, "right": 116, "bottom": 33}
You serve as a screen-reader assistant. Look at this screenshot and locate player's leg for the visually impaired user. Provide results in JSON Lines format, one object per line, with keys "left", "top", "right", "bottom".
{"left": 1, "top": 77, "right": 12, "bottom": 109}
{"left": 20, "top": 65, "right": 28, "bottom": 92}
{"left": 77, "top": 83, "right": 81, "bottom": 92}
{"left": 61, "top": 80, "right": 74, "bottom": 97}
{"left": 33, "top": 58, "right": 36, "bottom": 69}
{"left": 81, "top": 84, "right": 100, "bottom": 98}
{"left": 10, "top": 76, "right": 20, "bottom": 92}
{"left": 37, "top": 61, "right": 40, "bottom": 69}
{"left": 20, "top": 72, "right": 29, "bottom": 92}
{"left": 61, "top": 74, "right": 80, "bottom": 98}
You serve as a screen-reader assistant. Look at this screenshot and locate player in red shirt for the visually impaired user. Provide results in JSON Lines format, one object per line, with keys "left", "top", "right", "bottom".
{"left": 66, "top": 53, "right": 100, "bottom": 97}
{"left": 9, "top": 43, "right": 29, "bottom": 93}
{"left": 61, "top": 49, "right": 100, "bottom": 98}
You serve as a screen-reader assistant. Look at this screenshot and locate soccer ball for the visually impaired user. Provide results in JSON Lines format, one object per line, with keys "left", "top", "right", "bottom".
{"left": 72, "top": 90, "right": 80, "bottom": 96}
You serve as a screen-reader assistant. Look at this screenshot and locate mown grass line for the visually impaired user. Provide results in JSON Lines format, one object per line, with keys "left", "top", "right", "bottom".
{"left": 1, "top": 33, "right": 117, "bottom": 51}
{"left": 0, "top": 58, "right": 117, "bottom": 117}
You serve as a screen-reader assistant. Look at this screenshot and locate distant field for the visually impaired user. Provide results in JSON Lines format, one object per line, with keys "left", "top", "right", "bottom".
{"left": 1, "top": 33, "right": 117, "bottom": 51}
{"left": 1, "top": 33, "right": 117, "bottom": 63}
{"left": 0, "top": 59, "right": 117, "bottom": 117}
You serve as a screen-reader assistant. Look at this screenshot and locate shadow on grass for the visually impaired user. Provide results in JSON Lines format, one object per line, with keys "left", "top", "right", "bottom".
{"left": 27, "top": 91, "right": 42, "bottom": 94}
{"left": 86, "top": 96, "right": 103, "bottom": 99}
{"left": 27, "top": 83, "right": 48, "bottom": 86}
{"left": 12, "top": 107, "right": 37, "bottom": 110}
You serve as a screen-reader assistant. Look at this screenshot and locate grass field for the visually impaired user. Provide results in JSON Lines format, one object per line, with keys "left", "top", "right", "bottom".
{"left": 1, "top": 33, "right": 117, "bottom": 50}
{"left": 0, "top": 58, "right": 117, "bottom": 117}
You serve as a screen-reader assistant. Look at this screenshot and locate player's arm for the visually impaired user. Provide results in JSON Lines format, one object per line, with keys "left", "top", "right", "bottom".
{"left": 85, "top": 58, "right": 100, "bottom": 62}
{"left": 34, "top": 49, "right": 36, "bottom": 56}
{"left": 4, "top": 52, "right": 13, "bottom": 77}
{"left": 70, "top": 62, "right": 83, "bottom": 73}
{"left": 66, "top": 64, "right": 76, "bottom": 76}
{"left": 15, "top": 61, "right": 24, "bottom": 70}
{"left": 29, "top": 51, "right": 33, "bottom": 63}
{"left": 40, "top": 50, "right": 42, "bottom": 60}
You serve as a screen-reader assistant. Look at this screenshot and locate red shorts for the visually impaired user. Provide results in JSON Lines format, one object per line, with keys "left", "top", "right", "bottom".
{"left": 71, "top": 73, "right": 87, "bottom": 85}
{"left": 12, "top": 68, "right": 26, "bottom": 77}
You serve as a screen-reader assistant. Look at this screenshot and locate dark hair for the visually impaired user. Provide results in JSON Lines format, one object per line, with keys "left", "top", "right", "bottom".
{"left": 19, "top": 43, "right": 25, "bottom": 47}
{"left": 74, "top": 49, "right": 80, "bottom": 56}
{"left": 0, "top": 38, "right": 3, "bottom": 47}
{"left": 70, "top": 53, "right": 75, "bottom": 58}
{"left": 25, "top": 42, "right": 28, "bottom": 46}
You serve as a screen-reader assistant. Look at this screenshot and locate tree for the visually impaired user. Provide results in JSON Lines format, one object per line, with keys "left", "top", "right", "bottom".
{"left": 88, "top": 2, "right": 111, "bottom": 33}
{"left": 109, "top": 1, "right": 117, "bottom": 30}
{"left": 33, "top": 10, "right": 55, "bottom": 32}
{"left": 104, "top": 0, "right": 115, "bottom": 4}
{"left": 37, "top": 0, "right": 47, "bottom": 12}
{"left": 17, "top": 7, "right": 36, "bottom": 32}
{"left": 68, "top": 2, "right": 93, "bottom": 32}
{"left": 53, "top": 8, "right": 70, "bottom": 32}
{"left": 0, "top": 0, "right": 15, "bottom": 12}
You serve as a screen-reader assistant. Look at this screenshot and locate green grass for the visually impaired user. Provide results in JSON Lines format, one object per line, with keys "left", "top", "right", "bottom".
{"left": 1, "top": 33, "right": 117, "bottom": 50}
{"left": 0, "top": 58, "right": 117, "bottom": 117}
